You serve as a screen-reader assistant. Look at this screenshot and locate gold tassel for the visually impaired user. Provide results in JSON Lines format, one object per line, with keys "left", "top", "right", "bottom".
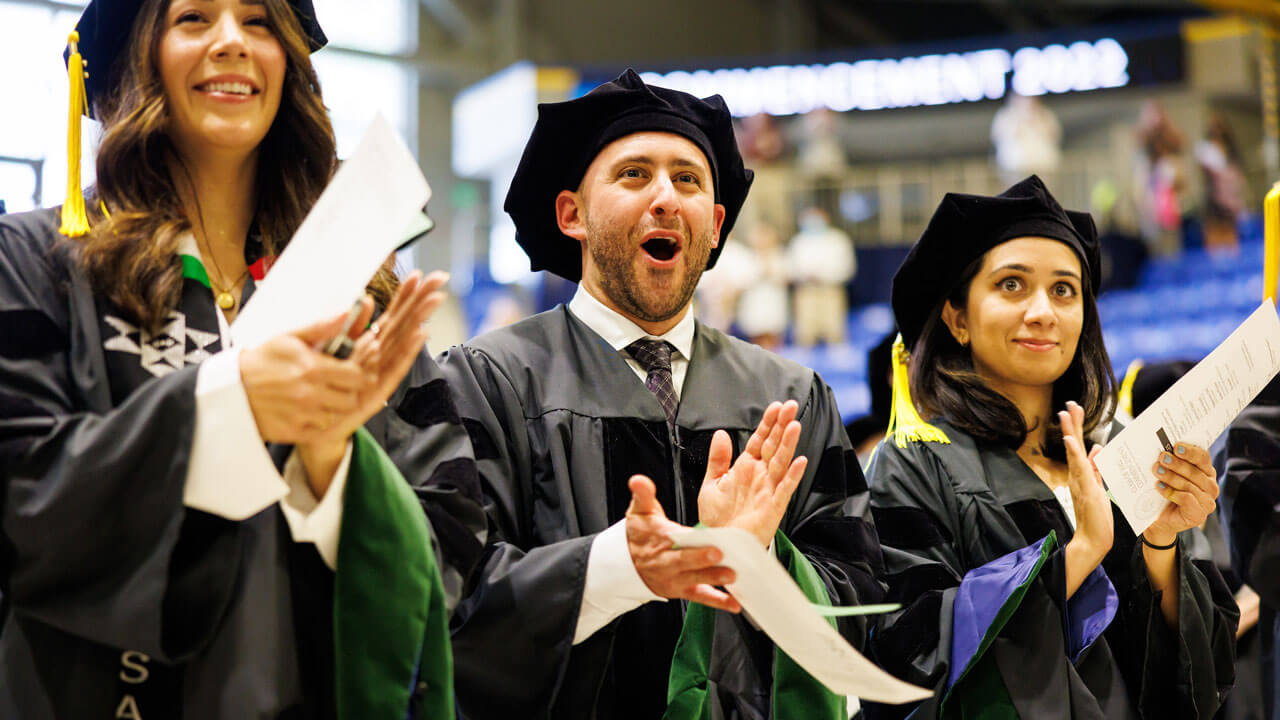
{"left": 887, "top": 335, "right": 950, "bottom": 448}
{"left": 59, "top": 31, "right": 90, "bottom": 238}
{"left": 1117, "top": 358, "right": 1144, "bottom": 418}
{"left": 1265, "top": 181, "right": 1279, "bottom": 305}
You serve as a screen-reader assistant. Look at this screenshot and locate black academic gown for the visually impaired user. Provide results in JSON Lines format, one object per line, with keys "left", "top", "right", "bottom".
{"left": 1218, "top": 375, "right": 1280, "bottom": 720}
{"left": 438, "top": 305, "right": 884, "bottom": 720}
{"left": 864, "top": 420, "right": 1237, "bottom": 720}
{"left": 0, "top": 208, "right": 485, "bottom": 718}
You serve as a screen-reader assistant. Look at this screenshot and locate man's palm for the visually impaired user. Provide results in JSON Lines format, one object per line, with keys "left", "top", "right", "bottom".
{"left": 697, "top": 401, "right": 809, "bottom": 548}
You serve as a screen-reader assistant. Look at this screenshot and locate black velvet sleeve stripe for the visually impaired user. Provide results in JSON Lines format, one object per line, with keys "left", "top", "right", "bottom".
{"left": 872, "top": 505, "right": 953, "bottom": 549}
{"left": 395, "top": 378, "right": 462, "bottom": 428}
{"left": 427, "top": 457, "right": 483, "bottom": 502}
{"left": 420, "top": 456, "right": 487, "bottom": 571}
{"left": 812, "top": 445, "right": 867, "bottom": 496}
{"left": 462, "top": 418, "right": 499, "bottom": 461}
{"left": 869, "top": 588, "right": 944, "bottom": 675}
{"left": 881, "top": 561, "right": 960, "bottom": 604}
{"left": 799, "top": 515, "right": 885, "bottom": 579}
{"left": 1003, "top": 498, "right": 1073, "bottom": 547}
{"left": 424, "top": 500, "right": 486, "bottom": 581}
{"left": 0, "top": 309, "right": 65, "bottom": 358}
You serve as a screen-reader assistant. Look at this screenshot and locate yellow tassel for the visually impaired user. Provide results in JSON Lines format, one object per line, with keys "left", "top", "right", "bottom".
{"left": 886, "top": 335, "right": 950, "bottom": 448}
{"left": 1117, "top": 359, "right": 1144, "bottom": 418}
{"left": 59, "top": 31, "right": 90, "bottom": 238}
{"left": 1265, "top": 181, "right": 1279, "bottom": 306}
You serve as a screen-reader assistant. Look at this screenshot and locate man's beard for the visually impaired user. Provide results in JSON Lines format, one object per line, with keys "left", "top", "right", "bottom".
{"left": 585, "top": 218, "right": 713, "bottom": 324}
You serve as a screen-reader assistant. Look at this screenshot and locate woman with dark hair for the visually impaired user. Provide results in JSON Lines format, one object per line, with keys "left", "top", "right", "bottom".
{"left": 0, "top": 0, "right": 483, "bottom": 716}
{"left": 862, "top": 176, "right": 1237, "bottom": 719}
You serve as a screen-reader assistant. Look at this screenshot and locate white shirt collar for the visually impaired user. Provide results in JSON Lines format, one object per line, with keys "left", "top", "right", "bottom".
{"left": 176, "top": 231, "right": 200, "bottom": 257}
{"left": 567, "top": 286, "right": 696, "bottom": 361}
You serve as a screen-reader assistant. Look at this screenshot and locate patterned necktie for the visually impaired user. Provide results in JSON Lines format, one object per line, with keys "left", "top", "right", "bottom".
{"left": 626, "top": 339, "right": 679, "bottom": 429}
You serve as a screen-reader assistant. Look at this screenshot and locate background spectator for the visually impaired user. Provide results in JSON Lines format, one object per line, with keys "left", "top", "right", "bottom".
{"left": 1196, "top": 113, "right": 1248, "bottom": 253}
{"left": 990, "top": 93, "right": 1062, "bottom": 186}
{"left": 733, "top": 223, "right": 791, "bottom": 349}
{"left": 786, "top": 207, "right": 856, "bottom": 347}
{"left": 1134, "top": 99, "right": 1187, "bottom": 256}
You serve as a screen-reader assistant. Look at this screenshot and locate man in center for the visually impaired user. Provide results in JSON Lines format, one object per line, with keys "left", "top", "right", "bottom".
{"left": 441, "top": 70, "right": 884, "bottom": 718}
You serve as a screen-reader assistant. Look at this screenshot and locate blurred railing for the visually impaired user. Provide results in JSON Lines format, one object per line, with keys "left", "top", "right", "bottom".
{"left": 757, "top": 149, "right": 1141, "bottom": 247}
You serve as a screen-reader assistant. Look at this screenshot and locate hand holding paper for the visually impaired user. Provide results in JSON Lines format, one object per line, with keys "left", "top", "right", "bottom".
{"left": 1143, "top": 441, "right": 1219, "bottom": 544}
{"left": 671, "top": 525, "right": 932, "bottom": 704}
{"left": 626, "top": 476, "right": 741, "bottom": 614}
{"left": 1095, "top": 301, "right": 1280, "bottom": 534}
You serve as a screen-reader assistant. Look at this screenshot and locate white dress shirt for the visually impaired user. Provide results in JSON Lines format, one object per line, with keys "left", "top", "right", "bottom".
{"left": 179, "top": 232, "right": 350, "bottom": 569}
{"left": 567, "top": 287, "right": 696, "bottom": 644}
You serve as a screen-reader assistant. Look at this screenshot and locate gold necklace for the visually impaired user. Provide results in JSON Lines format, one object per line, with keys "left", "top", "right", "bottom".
{"left": 210, "top": 267, "right": 251, "bottom": 310}
{"left": 196, "top": 234, "right": 250, "bottom": 311}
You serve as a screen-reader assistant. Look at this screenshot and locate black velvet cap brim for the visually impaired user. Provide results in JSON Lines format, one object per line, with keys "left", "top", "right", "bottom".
{"left": 66, "top": 0, "right": 327, "bottom": 118}
{"left": 892, "top": 175, "right": 1101, "bottom": 351}
{"left": 503, "top": 69, "right": 754, "bottom": 282}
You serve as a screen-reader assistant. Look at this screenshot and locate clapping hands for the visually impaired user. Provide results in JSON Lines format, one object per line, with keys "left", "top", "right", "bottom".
{"left": 624, "top": 400, "right": 809, "bottom": 612}
{"left": 697, "top": 400, "right": 808, "bottom": 548}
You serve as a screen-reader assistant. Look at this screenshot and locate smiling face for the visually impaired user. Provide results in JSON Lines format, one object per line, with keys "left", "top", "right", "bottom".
{"left": 557, "top": 131, "right": 726, "bottom": 330}
{"left": 159, "top": 0, "right": 286, "bottom": 161}
{"left": 942, "top": 236, "right": 1085, "bottom": 395}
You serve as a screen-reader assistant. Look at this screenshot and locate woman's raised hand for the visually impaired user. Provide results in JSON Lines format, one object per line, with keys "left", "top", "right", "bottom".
{"left": 1144, "top": 441, "right": 1219, "bottom": 547}
{"left": 1061, "top": 400, "right": 1114, "bottom": 596}
{"left": 240, "top": 307, "right": 374, "bottom": 446}
{"left": 240, "top": 270, "right": 448, "bottom": 495}
{"left": 311, "top": 269, "right": 449, "bottom": 447}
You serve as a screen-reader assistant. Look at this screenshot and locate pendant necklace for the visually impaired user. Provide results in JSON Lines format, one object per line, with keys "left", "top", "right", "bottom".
{"left": 197, "top": 234, "right": 249, "bottom": 312}
{"left": 211, "top": 271, "right": 250, "bottom": 310}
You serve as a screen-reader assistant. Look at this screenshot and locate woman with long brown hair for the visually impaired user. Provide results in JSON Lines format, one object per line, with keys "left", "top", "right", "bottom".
{"left": 0, "top": 0, "right": 482, "bottom": 716}
{"left": 862, "top": 176, "right": 1237, "bottom": 719}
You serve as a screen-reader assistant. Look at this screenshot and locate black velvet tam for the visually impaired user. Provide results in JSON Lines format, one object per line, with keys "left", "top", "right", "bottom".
{"left": 66, "top": 0, "right": 328, "bottom": 117}
{"left": 504, "top": 69, "right": 754, "bottom": 282}
{"left": 892, "top": 175, "right": 1100, "bottom": 351}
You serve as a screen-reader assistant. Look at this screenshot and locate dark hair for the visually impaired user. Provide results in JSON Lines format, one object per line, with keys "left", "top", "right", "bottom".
{"left": 74, "top": 0, "right": 395, "bottom": 332}
{"left": 908, "top": 250, "right": 1116, "bottom": 462}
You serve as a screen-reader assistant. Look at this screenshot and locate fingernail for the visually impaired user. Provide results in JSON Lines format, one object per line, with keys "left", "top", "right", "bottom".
{"left": 1162, "top": 454, "right": 1173, "bottom": 464}
{"left": 1176, "top": 445, "right": 1186, "bottom": 455}
{"left": 1157, "top": 466, "right": 1166, "bottom": 475}
{"left": 1157, "top": 481, "right": 1167, "bottom": 489}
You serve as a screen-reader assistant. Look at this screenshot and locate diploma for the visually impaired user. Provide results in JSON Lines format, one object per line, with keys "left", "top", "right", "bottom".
{"left": 1095, "top": 300, "right": 1280, "bottom": 533}
{"left": 231, "top": 113, "right": 431, "bottom": 349}
{"left": 671, "top": 526, "right": 933, "bottom": 704}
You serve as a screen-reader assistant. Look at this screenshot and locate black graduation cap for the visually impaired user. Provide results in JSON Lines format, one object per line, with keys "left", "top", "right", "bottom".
{"left": 891, "top": 175, "right": 1100, "bottom": 352}
{"left": 1127, "top": 360, "right": 1195, "bottom": 417}
{"left": 67, "top": 0, "right": 328, "bottom": 118}
{"left": 504, "top": 69, "right": 754, "bottom": 282}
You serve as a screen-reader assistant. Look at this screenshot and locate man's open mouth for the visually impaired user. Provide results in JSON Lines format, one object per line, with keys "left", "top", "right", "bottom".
{"left": 642, "top": 236, "right": 680, "bottom": 261}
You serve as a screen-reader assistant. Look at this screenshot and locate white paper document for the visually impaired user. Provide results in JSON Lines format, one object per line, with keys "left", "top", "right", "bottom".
{"left": 232, "top": 114, "right": 432, "bottom": 349}
{"left": 1095, "top": 300, "right": 1280, "bottom": 533}
{"left": 671, "top": 526, "right": 932, "bottom": 704}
